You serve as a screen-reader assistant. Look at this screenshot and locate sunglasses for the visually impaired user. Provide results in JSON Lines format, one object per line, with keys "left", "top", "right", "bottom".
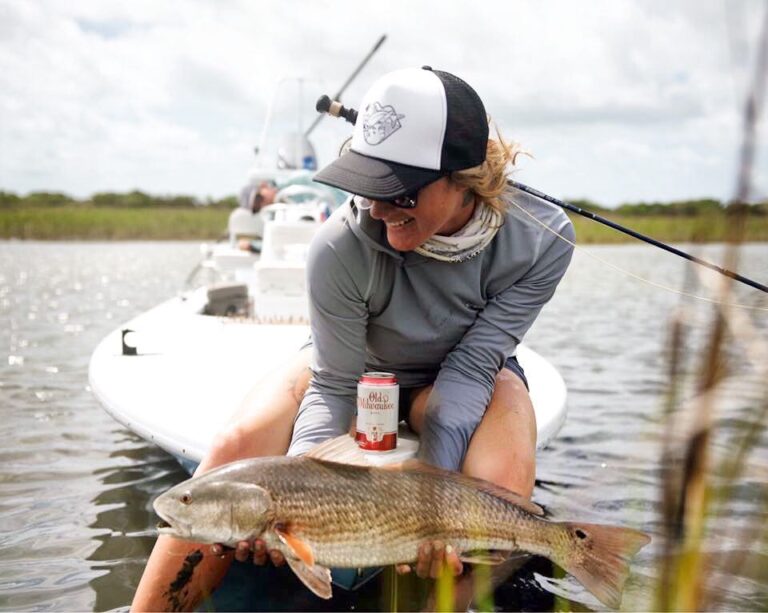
{"left": 356, "top": 191, "right": 418, "bottom": 211}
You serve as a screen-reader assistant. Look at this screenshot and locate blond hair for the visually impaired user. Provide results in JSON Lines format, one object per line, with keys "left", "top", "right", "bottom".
{"left": 449, "top": 124, "right": 525, "bottom": 214}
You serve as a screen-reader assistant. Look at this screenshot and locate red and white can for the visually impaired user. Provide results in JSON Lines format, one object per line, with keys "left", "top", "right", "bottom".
{"left": 356, "top": 372, "right": 399, "bottom": 451}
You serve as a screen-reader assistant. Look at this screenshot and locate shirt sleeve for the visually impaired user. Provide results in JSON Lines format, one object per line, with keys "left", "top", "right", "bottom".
{"left": 418, "top": 220, "right": 575, "bottom": 470}
{"left": 287, "top": 230, "right": 368, "bottom": 455}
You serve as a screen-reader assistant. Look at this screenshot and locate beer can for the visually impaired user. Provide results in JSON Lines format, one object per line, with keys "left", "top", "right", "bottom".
{"left": 356, "top": 371, "right": 399, "bottom": 451}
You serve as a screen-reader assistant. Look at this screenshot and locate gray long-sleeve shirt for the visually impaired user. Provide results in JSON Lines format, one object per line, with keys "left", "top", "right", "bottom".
{"left": 288, "top": 184, "right": 575, "bottom": 469}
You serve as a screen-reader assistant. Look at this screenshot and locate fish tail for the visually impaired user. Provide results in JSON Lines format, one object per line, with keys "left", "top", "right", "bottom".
{"left": 553, "top": 521, "right": 650, "bottom": 609}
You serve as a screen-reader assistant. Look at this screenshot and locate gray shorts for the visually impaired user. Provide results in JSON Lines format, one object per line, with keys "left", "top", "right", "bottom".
{"left": 287, "top": 356, "right": 527, "bottom": 464}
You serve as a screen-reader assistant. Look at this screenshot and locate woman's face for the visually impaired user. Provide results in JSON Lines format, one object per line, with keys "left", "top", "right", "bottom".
{"left": 368, "top": 178, "right": 474, "bottom": 252}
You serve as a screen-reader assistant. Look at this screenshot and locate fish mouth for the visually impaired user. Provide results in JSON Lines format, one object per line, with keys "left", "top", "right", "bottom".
{"left": 155, "top": 514, "right": 190, "bottom": 538}
{"left": 155, "top": 518, "right": 179, "bottom": 536}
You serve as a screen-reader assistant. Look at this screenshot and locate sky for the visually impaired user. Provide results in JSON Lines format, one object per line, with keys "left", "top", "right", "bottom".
{"left": 0, "top": 0, "right": 766, "bottom": 207}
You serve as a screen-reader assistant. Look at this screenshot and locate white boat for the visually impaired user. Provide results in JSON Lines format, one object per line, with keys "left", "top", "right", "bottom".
{"left": 90, "top": 303, "right": 566, "bottom": 470}
{"left": 89, "top": 216, "right": 568, "bottom": 470}
{"left": 197, "top": 179, "right": 341, "bottom": 283}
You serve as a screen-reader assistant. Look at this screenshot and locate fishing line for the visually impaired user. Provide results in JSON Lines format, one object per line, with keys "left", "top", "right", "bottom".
{"left": 314, "top": 91, "right": 768, "bottom": 307}
{"left": 510, "top": 180, "right": 768, "bottom": 294}
{"left": 507, "top": 194, "right": 768, "bottom": 313}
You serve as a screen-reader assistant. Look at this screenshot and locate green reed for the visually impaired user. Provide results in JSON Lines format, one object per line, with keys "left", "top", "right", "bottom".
{"left": 655, "top": 7, "right": 768, "bottom": 605}
{"left": 655, "top": 221, "right": 768, "bottom": 610}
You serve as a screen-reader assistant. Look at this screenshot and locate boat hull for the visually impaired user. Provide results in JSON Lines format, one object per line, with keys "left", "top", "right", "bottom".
{"left": 89, "top": 290, "right": 567, "bottom": 466}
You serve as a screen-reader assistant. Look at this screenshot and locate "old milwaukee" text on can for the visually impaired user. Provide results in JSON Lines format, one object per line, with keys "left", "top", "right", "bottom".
{"left": 356, "top": 372, "right": 399, "bottom": 451}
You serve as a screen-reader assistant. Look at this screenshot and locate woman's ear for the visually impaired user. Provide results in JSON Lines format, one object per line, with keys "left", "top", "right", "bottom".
{"left": 445, "top": 175, "right": 471, "bottom": 200}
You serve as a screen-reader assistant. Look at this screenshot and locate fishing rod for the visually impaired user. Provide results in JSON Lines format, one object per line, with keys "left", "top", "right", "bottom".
{"left": 507, "top": 180, "right": 768, "bottom": 295}
{"left": 315, "top": 96, "right": 768, "bottom": 295}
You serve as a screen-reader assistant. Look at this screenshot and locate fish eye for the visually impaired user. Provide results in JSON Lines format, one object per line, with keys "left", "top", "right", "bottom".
{"left": 180, "top": 491, "right": 192, "bottom": 505}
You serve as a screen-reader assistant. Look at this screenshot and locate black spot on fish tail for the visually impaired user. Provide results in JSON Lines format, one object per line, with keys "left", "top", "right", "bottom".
{"left": 163, "top": 549, "right": 204, "bottom": 611}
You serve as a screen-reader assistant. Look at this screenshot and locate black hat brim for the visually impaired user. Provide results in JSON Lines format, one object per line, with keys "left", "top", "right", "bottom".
{"left": 313, "top": 149, "right": 442, "bottom": 200}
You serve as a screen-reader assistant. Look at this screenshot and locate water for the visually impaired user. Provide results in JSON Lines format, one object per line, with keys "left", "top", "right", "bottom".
{"left": 1, "top": 240, "right": 766, "bottom": 611}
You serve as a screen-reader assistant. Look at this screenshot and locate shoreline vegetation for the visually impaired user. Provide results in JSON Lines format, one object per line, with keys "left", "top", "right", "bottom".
{"left": 1, "top": 190, "right": 767, "bottom": 243}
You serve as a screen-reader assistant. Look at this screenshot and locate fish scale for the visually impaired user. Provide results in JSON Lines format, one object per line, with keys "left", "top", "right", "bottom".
{"left": 155, "top": 444, "right": 650, "bottom": 607}
{"left": 224, "top": 456, "right": 546, "bottom": 567}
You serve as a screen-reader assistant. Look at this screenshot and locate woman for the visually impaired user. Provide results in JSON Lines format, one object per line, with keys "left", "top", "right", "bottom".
{"left": 131, "top": 66, "right": 574, "bottom": 611}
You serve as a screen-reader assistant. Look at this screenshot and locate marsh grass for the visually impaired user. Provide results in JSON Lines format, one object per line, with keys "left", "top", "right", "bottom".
{"left": 470, "top": 562, "right": 493, "bottom": 611}
{"left": 656, "top": 8, "right": 768, "bottom": 604}
{"left": 434, "top": 564, "right": 456, "bottom": 611}
{"left": 567, "top": 211, "right": 768, "bottom": 244}
{"left": 0, "top": 206, "right": 230, "bottom": 240}
{"left": 655, "top": 239, "right": 768, "bottom": 611}
{"left": 2, "top": 205, "right": 768, "bottom": 243}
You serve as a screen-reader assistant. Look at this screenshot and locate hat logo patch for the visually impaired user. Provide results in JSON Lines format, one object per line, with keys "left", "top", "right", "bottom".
{"left": 362, "top": 101, "right": 405, "bottom": 145}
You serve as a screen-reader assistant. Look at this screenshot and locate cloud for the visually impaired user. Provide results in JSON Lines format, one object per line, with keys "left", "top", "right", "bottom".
{"left": 0, "top": 0, "right": 765, "bottom": 205}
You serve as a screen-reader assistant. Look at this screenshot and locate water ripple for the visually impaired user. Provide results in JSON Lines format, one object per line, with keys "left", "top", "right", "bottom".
{"left": 1, "top": 241, "right": 766, "bottom": 611}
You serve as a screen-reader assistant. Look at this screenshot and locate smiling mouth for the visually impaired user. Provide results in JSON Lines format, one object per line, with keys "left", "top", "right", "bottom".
{"left": 386, "top": 218, "right": 414, "bottom": 228}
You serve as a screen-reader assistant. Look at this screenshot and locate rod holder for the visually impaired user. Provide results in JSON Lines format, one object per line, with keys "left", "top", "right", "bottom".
{"left": 121, "top": 329, "right": 137, "bottom": 356}
{"left": 316, "top": 95, "right": 358, "bottom": 125}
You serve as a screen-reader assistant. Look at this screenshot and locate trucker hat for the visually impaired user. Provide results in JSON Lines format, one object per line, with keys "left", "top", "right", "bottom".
{"left": 314, "top": 66, "right": 488, "bottom": 200}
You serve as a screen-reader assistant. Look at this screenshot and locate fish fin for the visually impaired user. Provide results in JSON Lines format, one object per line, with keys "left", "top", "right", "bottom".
{"left": 305, "top": 435, "right": 371, "bottom": 466}
{"left": 274, "top": 526, "right": 315, "bottom": 567}
{"left": 397, "top": 459, "right": 545, "bottom": 517}
{"left": 284, "top": 555, "right": 332, "bottom": 599}
{"left": 555, "top": 521, "right": 651, "bottom": 609}
{"left": 458, "top": 550, "right": 510, "bottom": 565}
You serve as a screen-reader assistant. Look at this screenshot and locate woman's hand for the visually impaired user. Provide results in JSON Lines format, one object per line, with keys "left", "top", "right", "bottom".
{"left": 396, "top": 540, "right": 463, "bottom": 578}
{"left": 210, "top": 539, "right": 285, "bottom": 566}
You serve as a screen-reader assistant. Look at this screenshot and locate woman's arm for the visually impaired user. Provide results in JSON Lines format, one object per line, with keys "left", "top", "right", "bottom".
{"left": 419, "top": 222, "right": 576, "bottom": 470}
{"left": 287, "top": 224, "right": 370, "bottom": 455}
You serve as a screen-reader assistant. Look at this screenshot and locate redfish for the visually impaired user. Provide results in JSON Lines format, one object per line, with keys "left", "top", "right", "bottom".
{"left": 154, "top": 436, "right": 649, "bottom": 608}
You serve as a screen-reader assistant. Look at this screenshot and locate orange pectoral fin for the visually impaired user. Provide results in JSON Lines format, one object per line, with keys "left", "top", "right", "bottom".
{"left": 274, "top": 525, "right": 315, "bottom": 567}
{"left": 284, "top": 556, "right": 332, "bottom": 599}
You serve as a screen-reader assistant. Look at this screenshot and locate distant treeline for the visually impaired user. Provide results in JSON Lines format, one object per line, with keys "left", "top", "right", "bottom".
{"left": 2, "top": 189, "right": 768, "bottom": 241}
{"left": 566, "top": 197, "right": 768, "bottom": 216}
{"left": 2, "top": 190, "right": 767, "bottom": 215}
{"left": 0, "top": 190, "right": 239, "bottom": 209}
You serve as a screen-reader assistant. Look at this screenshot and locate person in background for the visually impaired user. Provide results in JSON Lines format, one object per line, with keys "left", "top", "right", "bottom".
{"left": 236, "top": 180, "right": 279, "bottom": 252}
{"left": 131, "top": 66, "right": 574, "bottom": 611}
{"left": 252, "top": 180, "right": 279, "bottom": 214}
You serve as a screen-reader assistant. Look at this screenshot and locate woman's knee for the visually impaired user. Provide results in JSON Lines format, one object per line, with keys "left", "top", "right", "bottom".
{"left": 464, "top": 436, "right": 536, "bottom": 498}
{"left": 202, "top": 403, "right": 296, "bottom": 470}
{"left": 489, "top": 450, "right": 536, "bottom": 498}
{"left": 200, "top": 421, "right": 255, "bottom": 471}
{"left": 461, "top": 368, "right": 537, "bottom": 497}
{"left": 203, "top": 350, "right": 312, "bottom": 470}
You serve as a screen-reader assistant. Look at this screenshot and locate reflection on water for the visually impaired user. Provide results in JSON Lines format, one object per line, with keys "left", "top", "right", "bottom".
{"left": 0, "top": 242, "right": 197, "bottom": 612}
{"left": 86, "top": 442, "right": 185, "bottom": 612}
{"left": 0, "top": 240, "right": 766, "bottom": 611}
